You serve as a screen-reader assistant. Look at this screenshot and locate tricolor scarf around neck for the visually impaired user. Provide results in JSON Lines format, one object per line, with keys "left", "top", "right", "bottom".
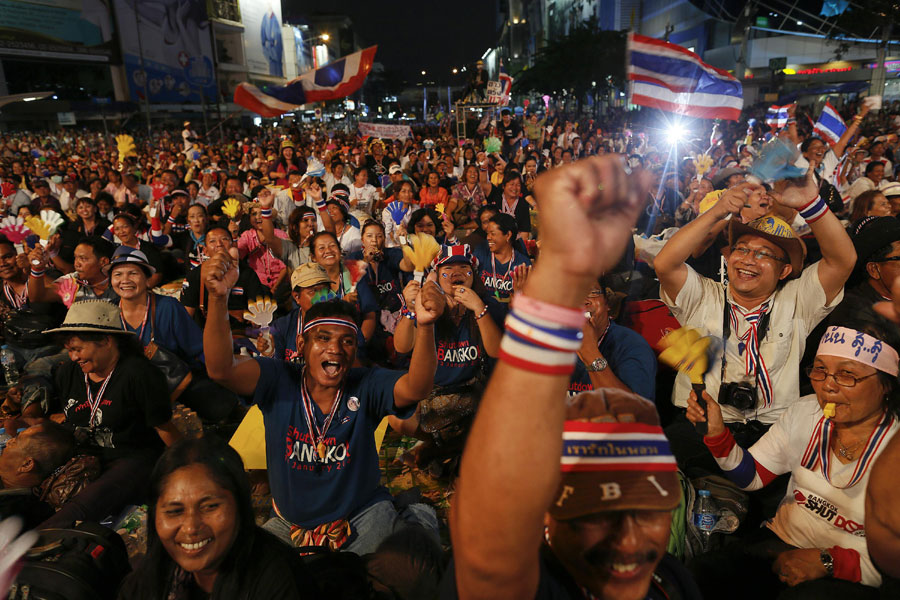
{"left": 729, "top": 299, "right": 774, "bottom": 408}
{"left": 801, "top": 411, "right": 895, "bottom": 489}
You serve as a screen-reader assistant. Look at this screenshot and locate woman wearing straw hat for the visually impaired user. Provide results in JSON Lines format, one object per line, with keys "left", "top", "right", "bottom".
{"left": 40, "top": 299, "right": 181, "bottom": 527}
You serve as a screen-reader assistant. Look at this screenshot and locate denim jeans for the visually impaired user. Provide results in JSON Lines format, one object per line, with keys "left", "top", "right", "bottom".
{"left": 263, "top": 499, "right": 439, "bottom": 555}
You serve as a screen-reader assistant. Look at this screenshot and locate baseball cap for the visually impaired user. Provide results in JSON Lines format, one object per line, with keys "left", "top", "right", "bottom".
{"left": 432, "top": 244, "right": 478, "bottom": 269}
{"left": 549, "top": 389, "right": 680, "bottom": 519}
{"left": 290, "top": 263, "right": 331, "bottom": 289}
{"left": 389, "top": 164, "right": 403, "bottom": 175}
{"left": 729, "top": 215, "right": 806, "bottom": 278}
{"left": 32, "top": 178, "right": 49, "bottom": 188}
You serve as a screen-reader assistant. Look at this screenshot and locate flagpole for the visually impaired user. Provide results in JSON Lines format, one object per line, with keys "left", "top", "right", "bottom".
{"left": 206, "top": 108, "right": 244, "bottom": 137}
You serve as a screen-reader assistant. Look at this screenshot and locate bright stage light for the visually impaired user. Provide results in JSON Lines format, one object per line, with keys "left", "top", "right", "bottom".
{"left": 666, "top": 123, "right": 687, "bottom": 143}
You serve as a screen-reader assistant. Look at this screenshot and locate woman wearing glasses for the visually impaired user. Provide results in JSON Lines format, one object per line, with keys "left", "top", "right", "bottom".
{"left": 686, "top": 314, "right": 899, "bottom": 599}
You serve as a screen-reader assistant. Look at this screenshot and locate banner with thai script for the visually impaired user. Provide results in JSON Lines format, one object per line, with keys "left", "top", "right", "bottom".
{"left": 357, "top": 122, "right": 412, "bottom": 140}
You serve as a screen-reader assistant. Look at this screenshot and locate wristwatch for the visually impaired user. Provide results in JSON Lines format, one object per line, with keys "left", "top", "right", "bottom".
{"left": 819, "top": 549, "right": 834, "bottom": 577}
{"left": 587, "top": 357, "right": 608, "bottom": 372}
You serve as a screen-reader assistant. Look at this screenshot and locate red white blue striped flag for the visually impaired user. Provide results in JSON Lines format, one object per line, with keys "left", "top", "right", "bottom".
{"left": 627, "top": 34, "right": 743, "bottom": 120}
{"left": 234, "top": 46, "right": 377, "bottom": 117}
{"left": 813, "top": 102, "right": 847, "bottom": 146}
{"left": 766, "top": 105, "right": 791, "bottom": 128}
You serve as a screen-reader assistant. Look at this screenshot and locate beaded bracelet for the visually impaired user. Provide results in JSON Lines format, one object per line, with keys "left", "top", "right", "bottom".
{"left": 400, "top": 308, "right": 416, "bottom": 321}
{"left": 799, "top": 195, "right": 828, "bottom": 223}
{"left": 475, "top": 305, "right": 489, "bottom": 320}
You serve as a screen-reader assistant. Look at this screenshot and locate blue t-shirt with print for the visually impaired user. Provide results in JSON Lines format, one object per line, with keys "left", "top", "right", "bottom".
{"left": 567, "top": 322, "right": 657, "bottom": 400}
{"left": 471, "top": 242, "right": 531, "bottom": 305}
{"left": 119, "top": 294, "right": 204, "bottom": 365}
{"left": 434, "top": 317, "right": 483, "bottom": 387}
{"left": 349, "top": 248, "right": 404, "bottom": 313}
{"left": 253, "top": 358, "right": 411, "bottom": 528}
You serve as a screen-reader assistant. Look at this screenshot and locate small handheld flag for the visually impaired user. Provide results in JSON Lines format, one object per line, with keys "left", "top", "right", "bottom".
{"left": 813, "top": 102, "right": 847, "bottom": 147}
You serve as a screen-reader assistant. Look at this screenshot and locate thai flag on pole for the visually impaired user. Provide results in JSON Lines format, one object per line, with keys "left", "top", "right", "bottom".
{"left": 627, "top": 33, "right": 743, "bottom": 120}
{"left": 498, "top": 61, "right": 513, "bottom": 107}
{"left": 814, "top": 102, "right": 847, "bottom": 146}
{"left": 234, "top": 46, "right": 377, "bottom": 118}
{"left": 765, "top": 105, "right": 791, "bottom": 128}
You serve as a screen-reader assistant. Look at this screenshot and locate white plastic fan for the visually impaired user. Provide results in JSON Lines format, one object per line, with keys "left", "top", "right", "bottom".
{"left": 243, "top": 296, "right": 276, "bottom": 328}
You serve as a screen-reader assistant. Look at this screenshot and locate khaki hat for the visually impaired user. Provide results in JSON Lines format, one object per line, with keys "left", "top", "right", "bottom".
{"left": 549, "top": 389, "right": 680, "bottom": 520}
{"left": 290, "top": 263, "right": 331, "bottom": 290}
{"left": 729, "top": 215, "right": 806, "bottom": 278}
{"left": 45, "top": 299, "right": 133, "bottom": 336}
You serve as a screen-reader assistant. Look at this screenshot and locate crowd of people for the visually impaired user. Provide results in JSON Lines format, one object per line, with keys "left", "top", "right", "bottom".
{"left": 0, "top": 96, "right": 899, "bottom": 599}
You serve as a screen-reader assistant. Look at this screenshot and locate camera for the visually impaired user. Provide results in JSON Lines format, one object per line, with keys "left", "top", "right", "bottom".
{"left": 719, "top": 382, "right": 757, "bottom": 411}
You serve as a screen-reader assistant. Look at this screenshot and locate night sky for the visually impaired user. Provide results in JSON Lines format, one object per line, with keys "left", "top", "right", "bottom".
{"left": 284, "top": 0, "right": 499, "bottom": 83}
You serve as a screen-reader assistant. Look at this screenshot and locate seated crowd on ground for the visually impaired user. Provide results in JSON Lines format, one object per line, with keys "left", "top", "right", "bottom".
{"left": 1, "top": 99, "right": 900, "bottom": 599}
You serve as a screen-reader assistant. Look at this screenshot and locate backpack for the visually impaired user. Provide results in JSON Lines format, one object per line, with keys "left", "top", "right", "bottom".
{"left": 9, "top": 521, "right": 130, "bottom": 600}
{"left": 683, "top": 475, "right": 750, "bottom": 560}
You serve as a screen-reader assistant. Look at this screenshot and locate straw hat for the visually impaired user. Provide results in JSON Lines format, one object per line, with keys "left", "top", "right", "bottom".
{"left": 45, "top": 300, "right": 133, "bottom": 336}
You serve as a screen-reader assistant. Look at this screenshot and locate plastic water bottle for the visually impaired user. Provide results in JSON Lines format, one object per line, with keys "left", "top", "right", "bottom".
{"left": 693, "top": 489, "right": 718, "bottom": 551}
{"left": 0, "top": 428, "right": 11, "bottom": 456}
{"left": 0, "top": 345, "right": 18, "bottom": 387}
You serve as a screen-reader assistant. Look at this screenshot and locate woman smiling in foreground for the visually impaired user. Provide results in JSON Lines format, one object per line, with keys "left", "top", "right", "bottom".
{"left": 687, "top": 314, "right": 899, "bottom": 599}
{"left": 118, "top": 437, "right": 319, "bottom": 599}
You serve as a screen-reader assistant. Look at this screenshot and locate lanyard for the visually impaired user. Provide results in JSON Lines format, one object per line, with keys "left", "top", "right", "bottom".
{"left": 802, "top": 411, "right": 894, "bottom": 489}
{"left": 3, "top": 281, "right": 26, "bottom": 309}
{"left": 501, "top": 194, "right": 518, "bottom": 216}
{"left": 490, "top": 252, "right": 515, "bottom": 287}
{"left": 120, "top": 297, "right": 150, "bottom": 342}
{"left": 84, "top": 367, "right": 116, "bottom": 427}
{"left": 300, "top": 373, "right": 343, "bottom": 462}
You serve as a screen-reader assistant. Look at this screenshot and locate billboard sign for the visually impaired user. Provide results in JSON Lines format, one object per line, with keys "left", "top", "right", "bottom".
{"left": 0, "top": 0, "right": 114, "bottom": 59}
{"left": 113, "top": 0, "right": 216, "bottom": 103}
{"left": 240, "top": 0, "right": 284, "bottom": 77}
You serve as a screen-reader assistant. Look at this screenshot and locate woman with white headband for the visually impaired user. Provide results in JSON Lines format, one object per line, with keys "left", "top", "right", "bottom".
{"left": 687, "top": 315, "right": 900, "bottom": 599}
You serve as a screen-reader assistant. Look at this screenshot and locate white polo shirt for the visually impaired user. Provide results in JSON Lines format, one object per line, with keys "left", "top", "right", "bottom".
{"left": 661, "top": 262, "right": 841, "bottom": 424}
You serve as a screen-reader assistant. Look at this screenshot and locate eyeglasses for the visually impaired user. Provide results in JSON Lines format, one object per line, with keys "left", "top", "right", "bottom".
{"left": 806, "top": 366, "right": 878, "bottom": 388}
{"left": 731, "top": 246, "right": 787, "bottom": 263}
{"left": 587, "top": 289, "right": 605, "bottom": 298}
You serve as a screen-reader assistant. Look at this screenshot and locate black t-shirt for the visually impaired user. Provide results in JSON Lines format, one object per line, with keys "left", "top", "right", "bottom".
{"left": 500, "top": 120, "right": 523, "bottom": 148}
{"left": 441, "top": 547, "right": 701, "bottom": 600}
{"left": 487, "top": 186, "right": 532, "bottom": 235}
{"left": 180, "top": 261, "right": 265, "bottom": 314}
{"left": 56, "top": 353, "right": 171, "bottom": 462}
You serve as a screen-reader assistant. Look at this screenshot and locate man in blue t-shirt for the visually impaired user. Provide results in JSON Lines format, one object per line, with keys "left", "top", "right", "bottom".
{"left": 569, "top": 280, "right": 657, "bottom": 400}
{"left": 201, "top": 249, "right": 446, "bottom": 555}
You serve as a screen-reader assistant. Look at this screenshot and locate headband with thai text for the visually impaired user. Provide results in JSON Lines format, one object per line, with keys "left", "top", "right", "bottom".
{"left": 817, "top": 326, "right": 899, "bottom": 376}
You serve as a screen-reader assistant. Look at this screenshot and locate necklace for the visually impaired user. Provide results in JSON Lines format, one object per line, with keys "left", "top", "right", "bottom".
{"left": 836, "top": 435, "right": 866, "bottom": 460}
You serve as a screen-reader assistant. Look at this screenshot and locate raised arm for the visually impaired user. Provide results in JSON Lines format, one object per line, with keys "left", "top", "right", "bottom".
{"left": 778, "top": 167, "right": 856, "bottom": 303}
{"left": 392, "top": 280, "right": 444, "bottom": 408}
{"left": 654, "top": 188, "right": 747, "bottom": 301}
{"left": 832, "top": 103, "right": 869, "bottom": 159}
{"left": 256, "top": 188, "right": 284, "bottom": 258}
{"left": 25, "top": 246, "right": 61, "bottom": 304}
{"left": 201, "top": 248, "right": 260, "bottom": 397}
{"left": 452, "top": 157, "right": 647, "bottom": 599}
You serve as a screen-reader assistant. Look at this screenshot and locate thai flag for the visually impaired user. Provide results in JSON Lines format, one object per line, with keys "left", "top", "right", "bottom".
{"left": 234, "top": 46, "right": 377, "bottom": 117}
{"left": 765, "top": 105, "right": 791, "bottom": 128}
{"left": 498, "top": 61, "right": 513, "bottom": 107}
{"left": 813, "top": 102, "right": 847, "bottom": 146}
{"left": 627, "top": 33, "right": 743, "bottom": 120}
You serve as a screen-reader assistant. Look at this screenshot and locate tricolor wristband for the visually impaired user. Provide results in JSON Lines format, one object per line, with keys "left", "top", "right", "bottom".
{"left": 498, "top": 305, "right": 583, "bottom": 375}
{"left": 261, "top": 208, "right": 273, "bottom": 219}
{"left": 315, "top": 198, "right": 327, "bottom": 210}
{"left": 799, "top": 195, "right": 828, "bottom": 223}
{"left": 512, "top": 295, "right": 587, "bottom": 329}
{"left": 30, "top": 268, "right": 45, "bottom": 278}
{"left": 167, "top": 216, "right": 176, "bottom": 225}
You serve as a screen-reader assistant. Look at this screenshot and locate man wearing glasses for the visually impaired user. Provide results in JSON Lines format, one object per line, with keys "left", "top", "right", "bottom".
{"left": 654, "top": 170, "right": 856, "bottom": 472}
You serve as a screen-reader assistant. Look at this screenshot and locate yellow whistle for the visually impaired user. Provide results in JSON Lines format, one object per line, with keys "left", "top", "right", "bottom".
{"left": 823, "top": 403, "right": 836, "bottom": 419}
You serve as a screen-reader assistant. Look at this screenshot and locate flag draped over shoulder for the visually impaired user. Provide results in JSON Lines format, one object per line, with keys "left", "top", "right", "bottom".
{"left": 813, "top": 102, "right": 847, "bottom": 146}
{"left": 234, "top": 46, "right": 377, "bottom": 117}
{"left": 627, "top": 33, "right": 743, "bottom": 120}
